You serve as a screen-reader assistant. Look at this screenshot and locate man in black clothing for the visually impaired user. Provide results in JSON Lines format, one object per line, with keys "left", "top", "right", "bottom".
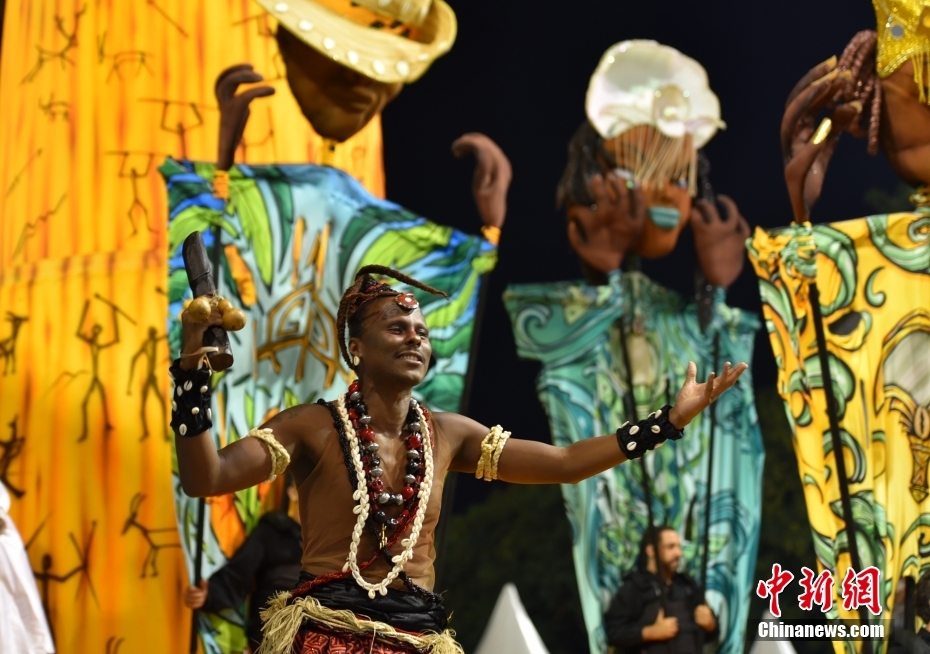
{"left": 603, "top": 525, "right": 718, "bottom": 654}
{"left": 888, "top": 572, "right": 930, "bottom": 654}
{"left": 184, "top": 482, "right": 302, "bottom": 652}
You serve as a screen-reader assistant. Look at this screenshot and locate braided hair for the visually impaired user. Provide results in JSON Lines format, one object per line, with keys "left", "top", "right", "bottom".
{"left": 336, "top": 265, "right": 448, "bottom": 369}
{"left": 555, "top": 120, "right": 616, "bottom": 211}
{"left": 837, "top": 30, "right": 883, "bottom": 155}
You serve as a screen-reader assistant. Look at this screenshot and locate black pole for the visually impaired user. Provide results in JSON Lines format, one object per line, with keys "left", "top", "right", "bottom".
{"left": 699, "top": 333, "right": 720, "bottom": 590}
{"left": 617, "top": 258, "right": 659, "bottom": 559}
{"left": 434, "top": 271, "right": 492, "bottom": 589}
{"left": 809, "top": 283, "right": 873, "bottom": 654}
{"left": 904, "top": 575, "right": 916, "bottom": 633}
{"left": 616, "top": 324, "right": 657, "bottom": 550}
{"left": 188, "top": 224, "right": 223, "bottom": 654}
{"left": 189, "top": 498, "right": 206, "bottom": 654}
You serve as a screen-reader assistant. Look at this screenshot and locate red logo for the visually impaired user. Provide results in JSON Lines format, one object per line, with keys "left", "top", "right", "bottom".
{"left": 756, "top": 564, "right": 795, "bottom": 618}
{"left": 798, "top": 567, "right": 834, "bottom": 612}
{"left": 841, "top": 566, "right": 882, "bottom": 615}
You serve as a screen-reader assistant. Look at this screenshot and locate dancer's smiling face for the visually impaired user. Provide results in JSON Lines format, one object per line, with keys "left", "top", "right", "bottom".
{"left": 348, "top": 298, "right": 431, "bottom": 387}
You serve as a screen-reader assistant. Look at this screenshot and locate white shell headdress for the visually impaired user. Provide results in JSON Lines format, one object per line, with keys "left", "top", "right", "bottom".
{"left": 585, "top": 40, "right": 725, "bottom": 195}
{"left": 586, "top": 40, "right": 724, "bottom": 146}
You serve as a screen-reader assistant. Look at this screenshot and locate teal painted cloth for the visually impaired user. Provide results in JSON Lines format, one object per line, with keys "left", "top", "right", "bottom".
{"left": 504, "top": 270, "right": 763, "bottom": 654}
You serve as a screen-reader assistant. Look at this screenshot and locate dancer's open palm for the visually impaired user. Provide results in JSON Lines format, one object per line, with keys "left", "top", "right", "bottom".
{"left": 670, "top": 361, "right": 748, "bottom": 428}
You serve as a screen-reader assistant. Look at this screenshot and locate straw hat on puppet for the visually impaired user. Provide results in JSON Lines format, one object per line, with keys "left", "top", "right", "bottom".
{"left": 585, "top": 39, "right": 725, "bottom": 196}
{"left": 255, "top": 0, "right": 456, "bottom": 84}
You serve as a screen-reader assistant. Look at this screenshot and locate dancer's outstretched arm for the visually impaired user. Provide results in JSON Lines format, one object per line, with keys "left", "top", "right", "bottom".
{"left": 446, "top": 361, "right": 747, "bottom": 484}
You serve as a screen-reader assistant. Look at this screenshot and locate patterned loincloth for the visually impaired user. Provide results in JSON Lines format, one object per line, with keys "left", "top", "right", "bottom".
{"left": 295, "top": 623, "right": 423, "bottom": 653}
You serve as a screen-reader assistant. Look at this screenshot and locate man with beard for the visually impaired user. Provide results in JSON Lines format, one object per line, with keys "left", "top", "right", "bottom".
{"left": 603, "top": 526, "right": 718, "bottom": 654}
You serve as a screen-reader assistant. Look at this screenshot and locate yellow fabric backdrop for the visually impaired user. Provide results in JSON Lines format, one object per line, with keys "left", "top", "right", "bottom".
{"left": 749, "top": 213, "right": 930, "bottom": 652}
{"left": 0, "top": 1, "right": 384, "bottom": 651}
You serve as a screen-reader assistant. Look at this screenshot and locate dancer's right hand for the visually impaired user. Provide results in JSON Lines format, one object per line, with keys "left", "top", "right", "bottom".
{"left": 566, "top": 173, "right": 646, "bottom": 273}
{"left": 184, "top": 579, "right": 209, "bottom": 609}
{"left": 179, "top": 297, "right": 224, "bottom": 370}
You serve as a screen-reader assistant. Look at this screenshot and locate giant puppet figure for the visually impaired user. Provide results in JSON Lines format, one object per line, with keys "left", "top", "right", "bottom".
{"left": 160, "top": 1, "right": 514, "bottom": 650}
{"left": 747, "top": 0, "right": 930, "bottom": 647}
{"left": 503, "top": 41, "right": 764, "bottom": 654}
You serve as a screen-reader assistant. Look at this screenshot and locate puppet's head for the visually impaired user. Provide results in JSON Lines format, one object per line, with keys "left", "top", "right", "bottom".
{"left": 583, "top": 40, "right": 724, "bottom": 259}
{"left": 257, "top": 0, "right": 456, "bottom": 142}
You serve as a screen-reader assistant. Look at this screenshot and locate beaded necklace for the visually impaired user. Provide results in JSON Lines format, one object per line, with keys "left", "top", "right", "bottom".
{"left": 336, "top": 381, "right": 435, "bottom": 599}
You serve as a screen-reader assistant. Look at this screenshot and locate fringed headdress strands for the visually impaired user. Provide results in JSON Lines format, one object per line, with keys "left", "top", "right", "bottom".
{"left": 609, "top": 129, "right": 697, "bottom": 196}
{"left": 336, "top": 265, "right": 448, "bottom": 369}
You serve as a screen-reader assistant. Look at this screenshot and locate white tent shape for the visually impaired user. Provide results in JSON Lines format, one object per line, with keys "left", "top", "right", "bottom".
{"left": 748, "top": 609, "right": 798, "bottom": 654}
{"left": 473, "top": 583, "right": 551, "bottom": 654}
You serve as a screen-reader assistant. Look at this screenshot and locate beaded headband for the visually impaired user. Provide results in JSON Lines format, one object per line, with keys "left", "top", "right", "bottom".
{"left": 337, "top": 265, "right": 447, "bottom": 369}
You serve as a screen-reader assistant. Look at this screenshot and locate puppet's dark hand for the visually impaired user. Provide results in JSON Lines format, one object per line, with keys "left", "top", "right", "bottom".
{"left": 452, "top": 133, "right": 512, "bottom": 229}
{"left": 690, "top": 195, "right": 750, "bottom": 288}
{"left": 782, "top": 57, "right": 862, "bottom": 223}
{"left": 215, "top": 64, "right": 276, "bottom": 170}
{"left": 566, "top": 173, "right": 645, "bottom": 273}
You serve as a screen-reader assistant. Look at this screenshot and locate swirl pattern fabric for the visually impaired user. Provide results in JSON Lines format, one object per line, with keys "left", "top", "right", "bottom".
{"left": 748, "top": 212, "right": 930, "bottom": 652}
{"left": 503, "top": 270, "right": 763, "bottom": 654}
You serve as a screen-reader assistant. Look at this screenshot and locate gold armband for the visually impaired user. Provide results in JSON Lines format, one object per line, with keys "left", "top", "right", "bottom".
{"left": 475, "top": 425, "right": 510, "bottom": 481}
{"left": 480, "top": 225, "right": 501, "bottom": 246}
{"left": 247, "top": 428, "right": 290, "bottom": 482}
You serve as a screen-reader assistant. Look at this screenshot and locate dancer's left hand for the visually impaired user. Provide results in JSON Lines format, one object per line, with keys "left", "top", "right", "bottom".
{"left": 668, "top": 361, "right": 748, "bottom": 429}
{"left": 452, "top": 133, "right": 512, "bottom": 229}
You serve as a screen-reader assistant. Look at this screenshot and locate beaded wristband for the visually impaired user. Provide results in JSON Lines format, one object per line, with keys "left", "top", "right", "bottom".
{"left": 615, "top": 405, "right": 683, "bottom": 460}
{"left": 169, "top": 359, "right": 213, "bottom": 438}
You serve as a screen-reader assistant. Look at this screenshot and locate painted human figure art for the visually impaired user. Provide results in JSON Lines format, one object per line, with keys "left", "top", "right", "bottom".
{"left": 127, "top": 327, "right": 169, "bottom": 441}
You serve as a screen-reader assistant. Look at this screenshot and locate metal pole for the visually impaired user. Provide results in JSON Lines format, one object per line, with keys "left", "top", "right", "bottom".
{"left": 189, "top": 498, "right": 206, "bottom": 654}
{"left": 699, "top": 333, "right": 719, "bottom": 591}
{"left": 188, "top": 223, "right": 223, "bottom": 654}
{"left": 809, "top": 283, "right": 872, "bottom": 654}
{"left": 434, "top": 271, "right": 491, "bottom": 589}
